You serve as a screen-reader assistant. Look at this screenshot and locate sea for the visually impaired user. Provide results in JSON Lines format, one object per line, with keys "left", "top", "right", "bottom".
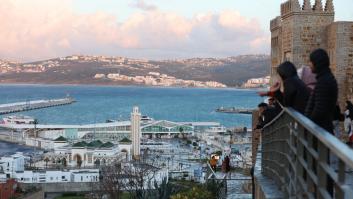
{"left": 0, "top": 84, "right": 264, "bottom": 154}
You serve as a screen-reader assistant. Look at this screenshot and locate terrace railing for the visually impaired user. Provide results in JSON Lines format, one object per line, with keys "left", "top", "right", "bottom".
{"left": 261, "top": 107, "right": 353, "bottom": 198}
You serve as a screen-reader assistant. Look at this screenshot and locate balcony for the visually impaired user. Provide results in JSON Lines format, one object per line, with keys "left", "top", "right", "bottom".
{"left": 253, "top": 107, "right": 353, "bottom": 198}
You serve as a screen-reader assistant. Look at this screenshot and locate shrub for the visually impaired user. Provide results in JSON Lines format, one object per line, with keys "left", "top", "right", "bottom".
{"left": 170, "top": 186, "right": 213, "bottom": 199}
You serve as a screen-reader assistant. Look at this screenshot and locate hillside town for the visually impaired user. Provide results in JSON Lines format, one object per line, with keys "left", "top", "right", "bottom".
{"left": 95, "top": 72, "right": 226, "bottom": 88}
{"left": 241, "top": 76, "right": 270, "bottom": 88}
{"left": 0, "top": 55, "right": 269, "bottom": 88}
{"left": 0, "top": 106, "right": 253, "bottom": 198}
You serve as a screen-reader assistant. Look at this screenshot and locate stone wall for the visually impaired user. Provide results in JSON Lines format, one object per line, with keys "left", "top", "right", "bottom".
{"left": 270, "top": 16, "right": 282, "bottom": 83}
{"left": 22, "top": 191, "right": 45, "bottom": 199}
{"left": 252, "top": 110, "right": 260, "bottom": 165}
{"left": 270, "top": 0, "right": 353, "bottom": 104}
{"left": 327, "top": 22, "right": 353, "bottom": 106}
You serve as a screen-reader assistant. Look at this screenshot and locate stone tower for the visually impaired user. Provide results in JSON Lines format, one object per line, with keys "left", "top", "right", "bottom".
{"left": 131, "top": 106, "right": 141, "bottom": 160}
{"left": 271, "top": 0, "right": 353, "bottom": 106}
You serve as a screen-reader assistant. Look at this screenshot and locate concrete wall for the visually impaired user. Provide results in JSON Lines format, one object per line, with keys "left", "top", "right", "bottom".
{"left": 253, "top": 150, "right": 284, "bottom": 199}
{"left": 22, "top": 191, "right": 45, "bottom": 199}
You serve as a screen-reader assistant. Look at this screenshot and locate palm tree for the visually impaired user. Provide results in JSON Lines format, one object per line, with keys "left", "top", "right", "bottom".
{"left": 44, "top": 157, "right": 49, "bottom": 168}
{"left": 62, "top": 158, "right": 67, "bottom": 167}
{"left": 77, "top": 158, "right": 83, "bottom": 168}
{"left": 179, "top": 127, "right": 184, "bottom": 139}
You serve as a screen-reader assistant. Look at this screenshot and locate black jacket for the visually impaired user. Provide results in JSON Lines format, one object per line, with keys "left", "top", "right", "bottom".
{"left": 276, "top": 62, "right": 310, "bottom": 114}
{"left": 305, "top": 49, "right": 338, "bottom": 133}
{"left": 255, "top": 107, "right": 278, "bottom": 129}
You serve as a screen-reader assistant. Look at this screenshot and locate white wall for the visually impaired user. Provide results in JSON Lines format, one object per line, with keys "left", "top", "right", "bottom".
{"left": 0, "top": 152, "right": 25, "bottom": 174}
{"left": 70, "top": 169, "right": 99, "bottom": 182}
{"left": 13, "top": 169, "right": 99, "bottom": 183}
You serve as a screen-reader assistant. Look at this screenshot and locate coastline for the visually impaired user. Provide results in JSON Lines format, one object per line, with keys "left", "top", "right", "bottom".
{"left": 0, "top": 82, "right": 260, "bottom": 91}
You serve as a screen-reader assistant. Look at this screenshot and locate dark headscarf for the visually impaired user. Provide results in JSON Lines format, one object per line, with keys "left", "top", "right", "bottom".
{"left": 310, "top": 49, "right": 330, "bottom": 74}
{"left": 277, "top": 61, "right": 298, "bottom": 80}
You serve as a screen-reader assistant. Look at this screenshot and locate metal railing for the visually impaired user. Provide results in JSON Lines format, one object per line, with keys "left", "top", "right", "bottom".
{"left": 261, "top": 107, "right": 353, "bottom": 199}
{"left": 205, "top": 163, "right": 228, "bottom": 198}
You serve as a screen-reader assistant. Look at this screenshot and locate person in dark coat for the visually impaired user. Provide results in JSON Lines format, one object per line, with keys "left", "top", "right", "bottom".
{"left": 254, "top": 103, "right": 278, "bottom": 130}
{"left": 305, "top": 49, "right": 338, "bottom": 134}
{"left": 224, "top": 156, "right": 230, "bottom": 173}
{"left": 305, "top": 48, "right": 338, "bottom": 197}
{"left": 276, "top": 61, "right": 310, "bottom": 114}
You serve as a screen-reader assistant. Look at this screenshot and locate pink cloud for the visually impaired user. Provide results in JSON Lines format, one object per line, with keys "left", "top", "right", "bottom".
{"left": 0, "top": 0, "right": 269, "bottom": 62}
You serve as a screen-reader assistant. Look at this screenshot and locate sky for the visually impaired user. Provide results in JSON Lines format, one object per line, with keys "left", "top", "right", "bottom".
{"left": 1, "top": 0, "right": 352, "bottom": 62}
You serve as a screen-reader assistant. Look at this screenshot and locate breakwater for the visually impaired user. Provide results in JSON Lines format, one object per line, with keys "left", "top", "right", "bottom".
{"left": 0, "top": 97, "right": 75, "bottom": 115}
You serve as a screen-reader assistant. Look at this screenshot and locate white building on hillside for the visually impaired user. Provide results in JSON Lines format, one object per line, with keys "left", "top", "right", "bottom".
{"left": 0, "top": 152, "right": 26, "bottom": 174}
{"left": 13, "top": 169, "right": 99, "bottom": 183}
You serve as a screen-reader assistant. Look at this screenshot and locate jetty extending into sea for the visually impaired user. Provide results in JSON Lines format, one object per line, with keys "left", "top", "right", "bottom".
{"left": 0, "top": 98, "right": 76, "bottom": 115}
{"left": 215, "top": 107, "right": 253, "bottom": 114}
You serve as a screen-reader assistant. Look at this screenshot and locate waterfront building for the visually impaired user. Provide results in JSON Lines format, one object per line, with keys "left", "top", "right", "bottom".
{"left": 141, "top": 120, "right": 194, "bottom": 138}
{"left": 1, "top": 121, "right": 218, "bottom": 144}
{"left": 131, "top": 106, "right": 141, "bottom": 160}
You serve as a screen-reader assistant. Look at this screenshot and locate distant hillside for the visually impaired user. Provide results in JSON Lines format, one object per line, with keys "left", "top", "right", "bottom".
{"left": 0, "top": 55, "right": 270, "bottom": 87}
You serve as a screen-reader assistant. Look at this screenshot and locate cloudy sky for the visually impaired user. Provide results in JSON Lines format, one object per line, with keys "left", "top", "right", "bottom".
{"left": 1, "top": 0, "right": 352, "bottom": 62}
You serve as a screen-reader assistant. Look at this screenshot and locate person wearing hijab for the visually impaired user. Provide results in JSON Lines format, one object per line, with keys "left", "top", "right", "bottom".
{"left": 298, "top": 65, "right": 317, "bottom": 93}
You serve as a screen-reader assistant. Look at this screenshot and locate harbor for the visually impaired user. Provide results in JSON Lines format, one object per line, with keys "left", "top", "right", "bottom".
{"left": 0, "top": 97, "right": 75, "bottom": 115}
{"left": 0, "top": 86, "right": 257, "bottom": 198}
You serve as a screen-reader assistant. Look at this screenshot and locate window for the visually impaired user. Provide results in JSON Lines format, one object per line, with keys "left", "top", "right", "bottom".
{"left": 81, "top": 176, "right": 83, "bottom": 181}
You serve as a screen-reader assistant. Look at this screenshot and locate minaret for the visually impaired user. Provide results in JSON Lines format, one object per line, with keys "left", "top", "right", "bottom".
{"left": 131, "top": 106, "right": 141, "bottom": 160}
{"left": 302, "top": 0, "right": 311, "bottom": 10}
{"left": 325, "top": 0, "right": 334, "bottom": 12}
{"left": 313, "top": 0, "right": 323, "bottom": 11}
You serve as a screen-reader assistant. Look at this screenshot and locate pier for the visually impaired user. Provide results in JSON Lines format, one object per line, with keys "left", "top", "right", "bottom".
{"left": 215, "top": 107, "right": 253, "bottom": 114}
{"left": 0, "top": 98, "right": 76, "bottom": 115}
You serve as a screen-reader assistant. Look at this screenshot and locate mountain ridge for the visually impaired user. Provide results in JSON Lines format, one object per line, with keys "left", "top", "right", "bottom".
{"left": 0, "top": 54, "right": 270, "bottom": 87}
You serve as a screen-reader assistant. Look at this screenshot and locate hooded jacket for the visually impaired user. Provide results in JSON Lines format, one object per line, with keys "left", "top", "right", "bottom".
{"left": 305, "top": 49, "right": 338, "bottom": 133}
{"left": 276, "top": 61, "right": 310, "bottom": 114}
